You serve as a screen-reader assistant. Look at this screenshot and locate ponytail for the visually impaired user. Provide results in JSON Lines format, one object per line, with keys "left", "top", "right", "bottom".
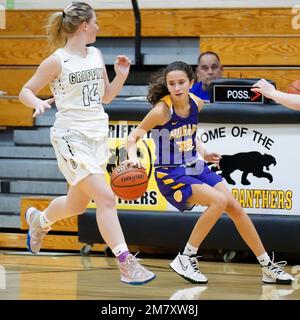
{"left": 44, "top": 2, "right": 94, "bottom": 50}
{"left": 45, "top": 12, "right": 66, "bottom": 49}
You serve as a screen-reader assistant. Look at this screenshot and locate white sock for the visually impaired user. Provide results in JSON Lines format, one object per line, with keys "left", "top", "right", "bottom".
{"left": 257, "top": 252, "right": 271, "bottom": 267}
{"left": 112, "top": 243, "right": 129, "bottom": 257}
{"left": 182, "top": 243, "right": 198, "bottom": 256}
{"left": 39, "top": 211, "right": 53, "bottom": 229}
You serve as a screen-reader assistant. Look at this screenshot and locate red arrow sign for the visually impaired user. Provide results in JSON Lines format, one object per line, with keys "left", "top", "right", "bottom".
{"left": 251, "top": 91, "right": 262, "bottom": 101}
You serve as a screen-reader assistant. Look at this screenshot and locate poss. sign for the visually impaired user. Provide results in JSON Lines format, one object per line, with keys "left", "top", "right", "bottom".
{"left": 209, "top": 78, "right": 276, "bottom": 104}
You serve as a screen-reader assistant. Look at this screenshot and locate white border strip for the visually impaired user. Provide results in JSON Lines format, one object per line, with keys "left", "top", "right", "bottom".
{"left": 0, "top": 0, "right": 299, "bottom": 10}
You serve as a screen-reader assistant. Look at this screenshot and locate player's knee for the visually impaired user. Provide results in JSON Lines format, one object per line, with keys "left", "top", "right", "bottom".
{"left": 94, "top": 193, "right": 116, "bottom": 210}
{"left": 227, "top": 197, "right": 242, "bottom": 215}
{"left": 212, "top": 193, "right": 228, "bottom": 212}
{"left": 66, "top": 203, "right": 87, "bottom": 216}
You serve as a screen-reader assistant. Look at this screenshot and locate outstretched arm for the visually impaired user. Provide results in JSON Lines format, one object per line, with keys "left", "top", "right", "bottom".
{"left": 252, "top": 78, "right": 300, "bottom": 111}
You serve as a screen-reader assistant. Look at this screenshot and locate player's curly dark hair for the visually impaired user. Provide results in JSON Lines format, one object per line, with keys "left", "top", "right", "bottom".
{"left": 147, "top": 61, "right": 196, "bottom": 106}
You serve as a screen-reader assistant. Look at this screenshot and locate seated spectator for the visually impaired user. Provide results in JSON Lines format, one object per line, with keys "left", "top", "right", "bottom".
{"left": 190, "top": 51, "right": 223, "bottom": 101}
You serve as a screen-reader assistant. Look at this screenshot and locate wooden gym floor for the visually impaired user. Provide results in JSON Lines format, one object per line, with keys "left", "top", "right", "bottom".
{"left": 0, "top": 251, "right": 299, "bottom": 300}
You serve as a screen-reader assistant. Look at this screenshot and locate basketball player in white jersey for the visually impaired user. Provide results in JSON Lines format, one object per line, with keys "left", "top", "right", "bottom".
{"left": 19, "top": 2, "right": 155, "bottom": 285}
{"left": 252, "top": 78, "right": 300, "bottom": 111}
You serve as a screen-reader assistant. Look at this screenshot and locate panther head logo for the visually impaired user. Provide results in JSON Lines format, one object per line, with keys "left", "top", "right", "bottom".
{"left": 263, "top": 154, "right": 276, "bottom": 171}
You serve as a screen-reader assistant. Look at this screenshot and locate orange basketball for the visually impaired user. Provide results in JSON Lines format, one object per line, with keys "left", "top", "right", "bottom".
{"left": 110, "top": 164, "right": 148, "bottom": 201}
{"left": 287, "top": 80, "right": 300, "bottom": 94}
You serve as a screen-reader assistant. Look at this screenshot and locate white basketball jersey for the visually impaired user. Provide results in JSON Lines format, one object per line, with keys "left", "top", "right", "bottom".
{"left": 50, "top": 46, "right": 108, "bottom": 139}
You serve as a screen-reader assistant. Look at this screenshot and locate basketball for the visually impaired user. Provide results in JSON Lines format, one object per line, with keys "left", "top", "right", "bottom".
{"left": 287, "top": 80, "right": 300, "bottom": 94}
{"left": 110, "top": 164, "right": 148, "bottom": 201}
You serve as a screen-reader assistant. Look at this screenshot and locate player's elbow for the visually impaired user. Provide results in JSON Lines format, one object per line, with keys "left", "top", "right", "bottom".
{"left": 18, "top": 90, "right": 23, "bottom": 103}
{"left": 19, "top": 86, "right": 34, "bottom": 104}
{"left": 18, "top": 87, "right": 27, "bottom": 104}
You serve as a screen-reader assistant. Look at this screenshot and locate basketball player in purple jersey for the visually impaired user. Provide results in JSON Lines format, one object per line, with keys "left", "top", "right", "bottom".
{"left": 19, "top": 2, "right": 155, "bottom": 285}
{"left": 125, "top": 61, "right": 293, "bottom": 285}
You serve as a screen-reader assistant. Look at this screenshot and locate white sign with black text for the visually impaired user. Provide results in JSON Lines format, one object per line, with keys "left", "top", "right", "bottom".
{"left": 195, "top": 123, "right": 300, "bottom": 215}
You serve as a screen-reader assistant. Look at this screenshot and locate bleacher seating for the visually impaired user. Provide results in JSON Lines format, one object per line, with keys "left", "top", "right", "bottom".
{"left": 1, "top": 6, "right": 300, "bottom": 122}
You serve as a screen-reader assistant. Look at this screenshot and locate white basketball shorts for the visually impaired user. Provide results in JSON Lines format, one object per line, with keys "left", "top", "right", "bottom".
{"left": 50, "top": 127, "right": 109, "bottom": 185}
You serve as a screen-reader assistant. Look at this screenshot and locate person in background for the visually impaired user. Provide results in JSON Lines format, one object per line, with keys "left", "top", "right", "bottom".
{"left": 252, "top": 78, "right": 300, "bottom": 111}
{"left": 18, "top": 1, "right": 155, "bottom": 285}
{"left": 190, "top": 51, "right": 223, "bottom": 102}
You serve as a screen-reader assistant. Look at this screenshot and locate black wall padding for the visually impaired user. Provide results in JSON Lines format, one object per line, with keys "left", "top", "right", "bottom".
{"left": 78, "top": 211, "right": 300, "bottom": 252}
{"left": 104, "top": 101, "right": 300, "bottom": 124}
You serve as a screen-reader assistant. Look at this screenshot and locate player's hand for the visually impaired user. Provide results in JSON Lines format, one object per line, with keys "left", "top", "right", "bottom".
{"left": 251, "top": 79, "right": 276, "bottom": 99}
{"left": 114, "top": 55, "right": 131, "bottom": 78}
{"left": 122, "top": 158, "right": 145, "bottom": 169}
{"left": 204, "top": 152, "right": 221, "bottom": 169}
{"left": 33, "top": 97, "right": 55, "bottom": 118}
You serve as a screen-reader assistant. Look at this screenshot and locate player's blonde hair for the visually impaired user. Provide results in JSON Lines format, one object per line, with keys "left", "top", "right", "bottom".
{"left": 45, "top": 2, "right": 94, "bottom": 49}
